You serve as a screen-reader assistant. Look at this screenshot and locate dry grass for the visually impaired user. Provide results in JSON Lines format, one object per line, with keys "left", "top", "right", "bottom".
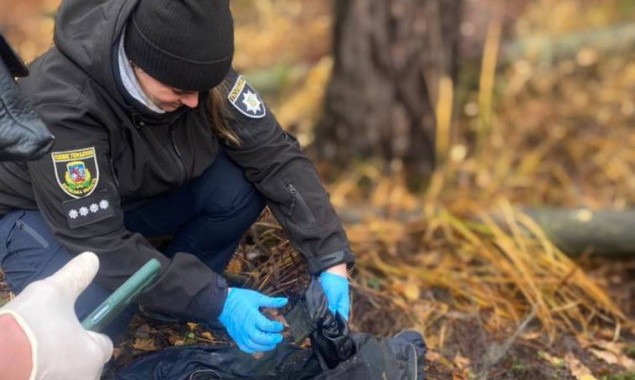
{"left": 318, "top": 44, "right": 634, "bottom": 350}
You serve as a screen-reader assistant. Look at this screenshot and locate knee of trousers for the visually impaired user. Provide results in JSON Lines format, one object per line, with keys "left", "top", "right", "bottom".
{"left": 197, "top": 175, "right": 266, "bottom": 219}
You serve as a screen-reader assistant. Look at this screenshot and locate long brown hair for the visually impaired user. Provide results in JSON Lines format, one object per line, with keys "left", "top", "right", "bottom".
{"left": 208, "top": 85, "right": 241, "bottom": 146}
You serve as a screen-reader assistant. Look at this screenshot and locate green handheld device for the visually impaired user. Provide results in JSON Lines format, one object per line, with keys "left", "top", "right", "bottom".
{"left": 81, "top": 258, "right": 162, "bottom": 332}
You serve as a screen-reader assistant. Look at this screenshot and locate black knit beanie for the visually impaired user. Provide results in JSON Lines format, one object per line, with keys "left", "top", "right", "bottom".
{"left": 124, "top": 0, "right": 234, "bottom": 91}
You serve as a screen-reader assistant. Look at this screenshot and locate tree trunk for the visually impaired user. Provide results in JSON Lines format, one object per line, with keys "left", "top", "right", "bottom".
{"left": 315, "top": 0, "right": 462, "bottom": 179}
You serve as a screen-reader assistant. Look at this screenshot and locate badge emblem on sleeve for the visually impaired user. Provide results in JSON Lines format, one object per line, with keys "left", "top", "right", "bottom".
{"left": 51, "top": 147, "right": 99, "bottom": 198}
{"left": 227, "top": 75, "right": 267, "bottom": 119}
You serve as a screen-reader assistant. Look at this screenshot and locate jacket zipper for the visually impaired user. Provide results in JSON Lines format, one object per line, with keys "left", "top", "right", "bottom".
{"left": 287, "top": 184, "right": 316, "bottom": 223}
{"left": 169, "top": 125, "right": 187, "bottom": 187}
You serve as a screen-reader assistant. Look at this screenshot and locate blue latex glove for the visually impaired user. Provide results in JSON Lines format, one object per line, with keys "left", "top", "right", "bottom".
{"left": 218, "top": 288, "right": 288, "bottom": 353}
{"left": 318, "top": 272, "right": 350, "bottom": 320}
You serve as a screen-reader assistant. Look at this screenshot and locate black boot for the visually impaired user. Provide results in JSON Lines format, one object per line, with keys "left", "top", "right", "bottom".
{"left": 0, "top": 34, "right": 54, "bottom": 161}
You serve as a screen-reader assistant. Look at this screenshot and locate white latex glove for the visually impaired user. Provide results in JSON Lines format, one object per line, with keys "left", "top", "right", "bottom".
{"left": 0, "top": 252, "right": 113, "bottom": 379}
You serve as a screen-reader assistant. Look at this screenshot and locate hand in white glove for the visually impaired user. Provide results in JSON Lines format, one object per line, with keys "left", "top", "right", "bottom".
{"left": 0, "top": 252, "right": 113, "bottom": 380}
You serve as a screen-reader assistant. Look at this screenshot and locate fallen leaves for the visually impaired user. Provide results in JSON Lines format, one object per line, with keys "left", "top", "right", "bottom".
{"left": 538, "top": 350, "right": 565, "bottom": 368}
{"left": 390, "top": 277, "right": 421, "bottom": 302}
{"left": 225, "top": 258, "right": 243, "bottom": 275}
{"left": 186, "top": 322, "right": 198, "bottom": 331}
{"left": 588, "top": 342, "right": 635, "bottom": 371}
{"left": 131, "top": 338, "right": 159, "bottom": 352}
{"left": 564, "top": 352, "right": 597, "bottom": 380}
{"left": 424, "top": 350, "right": 476, "bottom": 380}
{"left": 200, "top": 331, "right": 215, "bottom": 342}
{"left": 520, "top": 331, "right": 541, "bottom": 341}
{"left": 540, "top": 341, "right": 634, "bottom": 380}
{"left": 452, "top": 352, "right": 471, "bottom": 370}
{"left": 577, "top": 336, "right": 635, "bottom": 371}
{"left": 425, "top": 350, "right": 454, "bottom": 369}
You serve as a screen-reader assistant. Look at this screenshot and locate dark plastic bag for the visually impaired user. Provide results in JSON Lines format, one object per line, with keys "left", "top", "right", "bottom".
{"left": 116, "top": 279, "right": 426, "bottom": 380}
{"left": 304, "top": 278, "right": 356, "bottom": 369}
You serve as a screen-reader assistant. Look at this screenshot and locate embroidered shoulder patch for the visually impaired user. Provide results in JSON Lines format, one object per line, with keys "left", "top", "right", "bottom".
{"left": 227, "top": 75, "right": 267, "bottom": 119}
{"left": 51, "top": 147, "right": 99, "bottom": 198}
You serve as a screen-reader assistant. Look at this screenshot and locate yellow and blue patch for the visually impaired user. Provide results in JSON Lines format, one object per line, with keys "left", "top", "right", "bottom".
{"left": 227, "top": 75, "right": 267, "bottom": 119}
{"left": 51, "top": 147, "right": 99, "bottom": 198}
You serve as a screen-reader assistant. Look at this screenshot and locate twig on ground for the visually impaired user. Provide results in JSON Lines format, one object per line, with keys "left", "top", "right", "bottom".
{"left": 475, "top": 303, "right": 538, "bottom": 380}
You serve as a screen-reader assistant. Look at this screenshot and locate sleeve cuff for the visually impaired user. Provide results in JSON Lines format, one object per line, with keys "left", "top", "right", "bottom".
{"left": 306, "top": 250, "right": 355, "bottom": 275}
{"left": 187, "top": 275, "right": 228, "bottom": 322}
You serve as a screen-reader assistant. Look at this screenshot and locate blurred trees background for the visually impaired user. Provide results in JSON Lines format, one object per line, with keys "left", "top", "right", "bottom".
{"left": 316, "top": 0, "right": 462, "bottom": 180}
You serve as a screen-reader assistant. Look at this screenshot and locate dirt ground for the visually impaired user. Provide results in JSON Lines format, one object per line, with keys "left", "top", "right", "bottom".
{"left": 96, "top": 254, "right": 634, "bottom": 379}
{"left": 420, "top": 256, "right": 635, "bottom": 380}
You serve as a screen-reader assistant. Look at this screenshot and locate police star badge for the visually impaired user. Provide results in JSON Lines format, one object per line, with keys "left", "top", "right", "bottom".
{"left": 227, "top": 75, "right": 267, "bottom": 119}
{"left": 51, "top": 147, "right": 99, "bottom": 198}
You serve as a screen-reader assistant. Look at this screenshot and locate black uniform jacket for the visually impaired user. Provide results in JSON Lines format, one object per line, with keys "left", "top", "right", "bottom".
{"left": 0, "top": 0, "right": 353, "bottom": 321}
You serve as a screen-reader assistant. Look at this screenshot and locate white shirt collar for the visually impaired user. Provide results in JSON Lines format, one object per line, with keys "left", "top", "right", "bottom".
{"left": 117, "top": 30, "right": 165, "bottom": 114}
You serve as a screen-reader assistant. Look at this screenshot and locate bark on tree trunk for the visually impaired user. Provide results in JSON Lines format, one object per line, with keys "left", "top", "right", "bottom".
{"left": 315, "top": 0, "right": 462, "bottom": 179}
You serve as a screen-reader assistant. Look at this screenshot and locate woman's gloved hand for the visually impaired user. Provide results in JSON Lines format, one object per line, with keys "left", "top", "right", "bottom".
{"left": 319, "top": 266, "right": 350, "bottom": 321}
{"left": 0, "top": 252, "right": 113, "bottom": 380}
{"left": 218, "top": 288, "right": 288, "bottom": 353}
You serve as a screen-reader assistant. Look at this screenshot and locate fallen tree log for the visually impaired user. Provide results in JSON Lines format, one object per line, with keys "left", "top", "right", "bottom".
{"left": 338, "top": 206, "right": 635, "bottom": 256}
{"left": 522, "top": 209, "right": 635, "bottom": 256}
{"left": 502, "top": 22, "right": 635, "bottom": 64}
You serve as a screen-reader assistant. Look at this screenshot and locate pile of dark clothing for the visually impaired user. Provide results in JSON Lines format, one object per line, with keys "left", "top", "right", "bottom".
{"left": 116, "top": 280, "right": 426, "bottom": 380}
